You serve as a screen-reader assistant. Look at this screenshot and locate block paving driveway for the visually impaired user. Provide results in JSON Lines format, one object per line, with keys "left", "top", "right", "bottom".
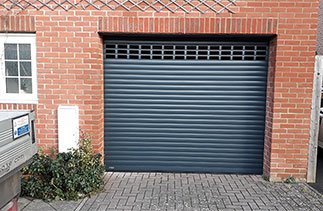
{"left": 19, "top": 172, "right": 323, "bottom": 211}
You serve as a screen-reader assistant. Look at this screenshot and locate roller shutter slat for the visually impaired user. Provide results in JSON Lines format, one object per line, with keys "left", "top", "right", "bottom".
{"left": 104, "top": 41, "right": 268, "bottom": 174}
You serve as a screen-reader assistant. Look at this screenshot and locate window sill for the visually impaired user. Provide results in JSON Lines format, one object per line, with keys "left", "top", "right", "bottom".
{"left": 0, "top": 98, "right": 38, "bottom": 104}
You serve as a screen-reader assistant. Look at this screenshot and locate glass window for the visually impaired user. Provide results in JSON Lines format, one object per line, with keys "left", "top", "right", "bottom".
{"left": 0, "top": 34, "right": 37, "bottom": 103}
{"left": 4, "top": 43, "right": 33, "bottom": 94}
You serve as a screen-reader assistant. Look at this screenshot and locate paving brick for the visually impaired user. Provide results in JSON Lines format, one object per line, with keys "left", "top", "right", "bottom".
{"left": 20, "top": 199, "right": 55, "bottom": 211}
{"left": 97, "top": 204, "right": 108, "bottom": 211}
{"left": 20, "top": 172, "right": 323, "bottom": 211}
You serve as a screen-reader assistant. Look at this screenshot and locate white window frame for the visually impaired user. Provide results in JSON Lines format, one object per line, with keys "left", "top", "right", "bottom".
{"left": 0, "top": 33, "right": 38, "bottom": 104}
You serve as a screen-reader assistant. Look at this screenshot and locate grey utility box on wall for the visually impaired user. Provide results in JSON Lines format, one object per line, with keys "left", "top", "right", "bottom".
{"left": 0, "top": 110, "right": 37, "bottom": 210}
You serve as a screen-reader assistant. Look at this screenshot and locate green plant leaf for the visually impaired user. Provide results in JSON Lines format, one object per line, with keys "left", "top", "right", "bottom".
{"left": 21, "top": 132, "right": 105, "bottom": 201}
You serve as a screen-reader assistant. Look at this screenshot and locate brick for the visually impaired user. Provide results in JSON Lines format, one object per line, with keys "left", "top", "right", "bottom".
{"left": 65, "top": 172, "right": 323, "bottom": 210}
{"left": 0, "top": 0, "right": 319, "bottom": 182}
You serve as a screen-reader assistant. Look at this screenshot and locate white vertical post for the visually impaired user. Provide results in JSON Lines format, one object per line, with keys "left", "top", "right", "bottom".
{"left": 58, "top": 105, "right": 79, "bottom": 153}
{"left": 308, "top": 56, "right": 323, "bottom": 182}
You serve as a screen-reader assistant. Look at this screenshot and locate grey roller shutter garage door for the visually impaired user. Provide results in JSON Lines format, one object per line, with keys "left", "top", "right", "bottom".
{"left": 104, "top": 39, "right": 268, "bottom": 174}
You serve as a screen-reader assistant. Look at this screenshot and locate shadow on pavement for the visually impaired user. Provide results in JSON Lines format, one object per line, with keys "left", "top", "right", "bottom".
{"left": 309, "top": 147, "right": 323, "bottom": 194}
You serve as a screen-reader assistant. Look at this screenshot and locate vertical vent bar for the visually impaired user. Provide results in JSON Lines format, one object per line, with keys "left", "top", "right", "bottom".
{"left": 31, "top": 120, "right": 35, "bottom": 144}
{"left": 105, "top": 42, "right": 268, "bottom": 61}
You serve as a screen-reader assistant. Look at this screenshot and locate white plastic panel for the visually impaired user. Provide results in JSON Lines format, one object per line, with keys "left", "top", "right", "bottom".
{"left": 58, "top": 105, "right": 79, "bottom": 153}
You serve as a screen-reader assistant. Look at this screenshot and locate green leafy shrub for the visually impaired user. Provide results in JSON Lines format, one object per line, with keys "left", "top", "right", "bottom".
{"left": 21, "top": 133, "right": 105, "bottom": 201}
{"left": 283, "top": 176, "right": 296, "bottom": 184}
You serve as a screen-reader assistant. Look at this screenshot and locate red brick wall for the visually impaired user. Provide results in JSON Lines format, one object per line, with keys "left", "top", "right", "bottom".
{"left": 0, "top": 0, "right": 319, "bottom": 181}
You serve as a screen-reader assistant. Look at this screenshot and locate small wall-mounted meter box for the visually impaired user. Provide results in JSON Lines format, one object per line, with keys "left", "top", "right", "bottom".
{"left": 0, "top": 110, "right": 37, "bottom": 210}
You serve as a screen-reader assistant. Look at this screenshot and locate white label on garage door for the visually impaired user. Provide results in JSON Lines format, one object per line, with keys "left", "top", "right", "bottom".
{"left": 13, "top": 115, "right": 29, "bottom": 139}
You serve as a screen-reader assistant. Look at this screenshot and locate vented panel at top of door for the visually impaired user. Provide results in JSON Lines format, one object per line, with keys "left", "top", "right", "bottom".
{"left": 104, "top": 41, "right": 268, "bottom": 61}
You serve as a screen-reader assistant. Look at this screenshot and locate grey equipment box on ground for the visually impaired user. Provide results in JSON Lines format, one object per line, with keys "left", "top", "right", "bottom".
{"left": 0, "top": 110, "right": 37, "bottom": 209}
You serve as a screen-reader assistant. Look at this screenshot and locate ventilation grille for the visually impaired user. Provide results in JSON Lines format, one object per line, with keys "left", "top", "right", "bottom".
{"left": 105, "top": 42, "right": 268, "bottom": 61}
{"left": 0, "top": 128, "right": 12, "bottom": 147}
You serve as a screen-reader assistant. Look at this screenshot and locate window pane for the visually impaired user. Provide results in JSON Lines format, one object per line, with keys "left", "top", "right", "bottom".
{"left": 20, "top": 62, "right": 32, "bottom": 76}
{"left": 5, "top": 61, "right": 18, "bottom": 76}
{"left": 4, "top": 44, "right": 17, "bottom": 59}
{"left": 20, "top": 78, "right": 32, "bottom": 94}
{"left": 19, "top": 44, "right": 31, "bottom": 60}
{"left": 6, "top": 78, "right": 19, "bottom": 93}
